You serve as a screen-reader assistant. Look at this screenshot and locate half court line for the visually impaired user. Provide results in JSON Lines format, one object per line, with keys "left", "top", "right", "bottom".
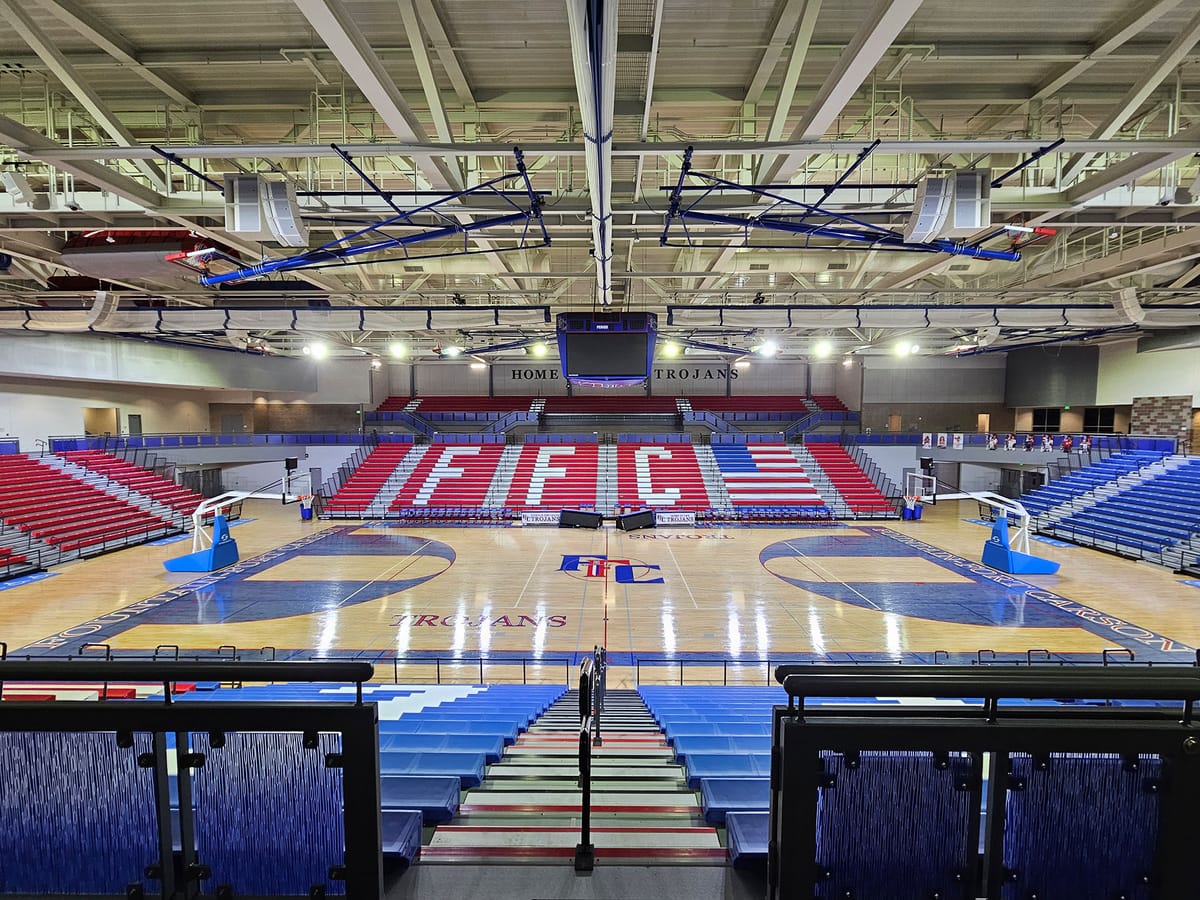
{"left": 781, "top": 538, "right": 883, "bottom": 611}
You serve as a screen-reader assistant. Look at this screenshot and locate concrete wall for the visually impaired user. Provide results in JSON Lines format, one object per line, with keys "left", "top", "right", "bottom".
{"left": 218, "top": 445, "right": 361, "bottom": 493}
{"left": 0, "top": 333, "right": 314, "bottom": 392}
{"left": 1005, "top": 346, "right": 1099, "bottom": 407}
{"left": 856, "top": 444, "right": 918, "bottom": 489}
{"left": 1097, "top": 340, "right": 1200, "bottom": 405}
{"left": 0, "top": 378, "right": 210, "bottom": 446}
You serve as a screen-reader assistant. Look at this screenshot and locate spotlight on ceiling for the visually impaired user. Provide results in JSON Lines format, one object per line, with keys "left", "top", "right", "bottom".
{"left": 813, "top": 340, "right": 833, "bottom": 359}
{"left": 531, "top": 342, "right": 548, "bottom": 357}
{"left": 389, "top": 342, "right": 406, "bottom": 358}
{"left": 302, "top": 345, "right": 311, "bottom": 356}
{"left": 842, "top": 357, "right": 854, "bottom": 368}
{"left": 370, "top": 358, "right": 382, "bottom": 370}
{"left": 309, "top": 341, "right": 328, "bottom": 360}
{"left": 662, "top": 341, "right": 680, "bottom": 358}
{"left": 470, "top": 362, "right": 486, "bottom": 370}
{"left": 442, "top": 346, "right": 462, "bottom": 358}
{"left": 734, "top": 360, "right": 750, "bottom": 369}
{"left": 894, "top": 340, "right": 915, "bottom": 357}
{"left": 756, "top": 340, "right": 778, "bottom": 358}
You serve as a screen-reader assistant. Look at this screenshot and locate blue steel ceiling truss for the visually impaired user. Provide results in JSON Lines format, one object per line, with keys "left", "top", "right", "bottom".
{"left": 660, "top": 144, "right": 1021, "bottom": 263}
{"left": 198, "top": 148, "right": 550, "bottom": 287}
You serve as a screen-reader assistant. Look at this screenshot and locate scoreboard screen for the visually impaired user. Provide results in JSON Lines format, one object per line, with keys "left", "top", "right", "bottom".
{"left": 563, "top": 332, "right": 650, "bottom": 378}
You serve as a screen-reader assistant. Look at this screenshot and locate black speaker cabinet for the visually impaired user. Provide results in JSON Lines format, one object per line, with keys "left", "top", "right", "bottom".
{"left": 616, "top": 510, "right": 656, "bottom": 531}
{"left": 559, "top": 509, "right": 603, "bottom": 529}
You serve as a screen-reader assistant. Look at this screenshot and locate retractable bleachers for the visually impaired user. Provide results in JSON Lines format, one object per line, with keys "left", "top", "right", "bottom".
{"left": 616, "top": 442, "right": 713, "bottom": 509}
{"left": 711, "top": 442, "right": 828, "bottom": 513}
{"left": 639, "top": 686, "right": 780, "bottom": 827}
{"left": 1045, "top": 456, "right": 1200, "bottom": 556}
{"left": 0, "top": 542, "right": 33, "bottom": 577}
{"left": 811, "top": 395, "right": 848, "bottom": 412}
{"left": 542, "top": 396, "right": 678, "bottom": 413}
{"left": 687, "top": 395, "right": 812, "bottom": 413}
{"left": 409, "top": 396, "right": 535, "bottom": 413}
{"left": 0, "top": 454, "right": 176, "bottom": 554}
{"left": 1020, "top": 450, "right": 1166, "bottom": 516}
{"left": 389, "top": 442, "right": 508, "bottom": 513}
{"left": 504, "top": 442, "right": 600, "bottom": 510}
{"left": 323, "top": 443, "right": 412, "bottom": 516}
{"left": 802, "top": 442, "right": 894, "bottom": 515}
{"left": 61, "top": 449, "right": 203, "bottom": 518}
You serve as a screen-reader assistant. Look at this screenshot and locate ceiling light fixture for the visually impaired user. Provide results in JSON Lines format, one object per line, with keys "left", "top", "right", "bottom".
{"left": 389, "top": 342, "right": 406, "bottom": 358}
{"left": 813, "top": 340, "right": 833, "bottom": 359}
{"left": 531, "top": 342, "right": 548, "bottom": 357}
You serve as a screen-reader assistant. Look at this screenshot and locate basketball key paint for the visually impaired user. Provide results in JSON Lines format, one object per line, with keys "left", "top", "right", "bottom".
{"left": 390, "top": 614, "right": 567, "bottom": 628}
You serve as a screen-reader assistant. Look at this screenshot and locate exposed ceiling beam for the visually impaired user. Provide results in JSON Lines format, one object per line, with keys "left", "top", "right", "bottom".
{"left": 761, "top": 0, "right": 924, "bottom": 185}
{"left": 631, "top": 0, "right": 665, "bottom": 201}
{"left": 22, "top": 138, "right": 1200, "bottom": 163}
{"left": 34, "top": 0, "right": 196, "bottom": 107}
{"left": 0, "top": 0, "right": 169, "bottom": 192}
{"left": 1064, "top": 120, "right": 1200, "bottom": 205}
{"left": 745, "top": 0, "right": 809, "bottom": 105}
{"left": 1030, "top": 0, "right": 1182, "bottom": 103}
{"left": 0, "top": 114, "right": 163, "bottom": 208}
{"left": 413, "top": 0, "right": 474, "bottom": 105}
{"left": 293, "top": 0, "right": 461, "bottom": 192}
{"left": 1061, "top": 5, "right": 1200, "bottom": 184}
{"left": 1167, "top": 260, "right": 1200, "bottom": 289}
{"left": 398, "top": 0, "right": 454, "bottom": 144}
{"left": 762, "top": 0, "right": 821, "bottom": 144}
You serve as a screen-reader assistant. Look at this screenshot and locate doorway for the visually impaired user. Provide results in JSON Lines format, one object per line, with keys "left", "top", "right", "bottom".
{"left": 127, "top": 414, "right": 143, "bottom": 436}
{"left": 886, "top": 413, "right": 902, "bottom": 433}
{"left": 977, "top": 413, "right": 990, "bottom": 434}
{"left": 83, "top": 407, "right": 119, "bottom": 436}
{"left": 220, "top": 414, "right": 245, "bottom": 433}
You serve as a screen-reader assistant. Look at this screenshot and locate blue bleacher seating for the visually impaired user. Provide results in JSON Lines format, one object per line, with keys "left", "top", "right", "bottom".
{"left": 379, "top": 751, "right": 486, "bottom": 787}
{"left": 380, "top": 775, "right": 461, "bottom": 823}
{"left": 698, "top": 777, "right": 770, "bottom": 824}
{"left": 380, "top": 733, "right": 506, "bottom": 763}
{"left": 725, "top": 811, "right": 769, "bottom": 867}
{"left": 381, "top": 810, "right": 423, "bottom": 862}
{"left": 1019, "top": 451, "right": 1165, "bottom": 516}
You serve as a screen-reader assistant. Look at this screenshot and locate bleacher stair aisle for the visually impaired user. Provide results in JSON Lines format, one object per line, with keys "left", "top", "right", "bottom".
{"left": 59, "top": 450, "right": 204, "bottom": 525}
{"left": 0, "top": 454, "right": 178, "bottom": 555}
{"left": 324, "top": 443, "right": 413, "bottom": 517}
{"left": 421, "top": 689, "right": 725, "bottom": 865}
{"left": 802, "top": 443, "right": 895, "bottom": 517}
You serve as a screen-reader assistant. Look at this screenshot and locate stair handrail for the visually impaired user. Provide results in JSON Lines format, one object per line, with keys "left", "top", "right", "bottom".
{"left": 575, "top": 653, "right": 596, "bottom": 872}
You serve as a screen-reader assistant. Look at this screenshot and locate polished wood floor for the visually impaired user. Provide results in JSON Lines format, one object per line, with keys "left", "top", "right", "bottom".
{"left": 3, "top": 498, "right": 1198, "bottom": 685}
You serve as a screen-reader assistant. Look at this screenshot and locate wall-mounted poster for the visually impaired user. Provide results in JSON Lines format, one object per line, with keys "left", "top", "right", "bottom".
{"left": 921, "top": 433, "right": 933, "bottom": 449}
{"left": 936, "top": 433, "right": 948, "bottom": 448}
{"left": 952, "top": 433, "right": 964, "bottom": 450}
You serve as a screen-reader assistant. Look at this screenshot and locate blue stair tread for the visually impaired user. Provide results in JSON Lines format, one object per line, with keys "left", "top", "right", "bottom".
{"left": 726, "top": 812, "right": 769, "bottom": 867}
{"left": 382, "top": 810, "right": 423, "bottom": 861}
{"left": 381, "top": 733, "right": 505, "bottom": 763}
{"left": 699, "top": 777, "right": 770, "bottom": 824}
{"left": 686, "top": 753, "right": 771, "bottom": 787}
{"left": 379, "top": 751, "right": 485, "bottom": 787}
{"left": 380, "top": 775, "right": 460, "bottom": 823}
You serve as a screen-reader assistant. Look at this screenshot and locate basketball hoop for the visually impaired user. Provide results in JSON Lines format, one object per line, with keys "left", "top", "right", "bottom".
{"left": 905, "top": 495, "right": 920, "bottom": 512}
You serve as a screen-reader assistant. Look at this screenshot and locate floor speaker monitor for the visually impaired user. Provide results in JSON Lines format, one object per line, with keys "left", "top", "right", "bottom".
{"left": 616, "top": 510, "right": 656, "bottom": 531}
{"left": 559, "top": 509, "right": 603, "bottom": 529}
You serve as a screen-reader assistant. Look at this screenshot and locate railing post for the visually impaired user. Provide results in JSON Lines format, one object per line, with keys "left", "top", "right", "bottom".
{"left": 575, "top": 657, "right": 595, "bottom": 871}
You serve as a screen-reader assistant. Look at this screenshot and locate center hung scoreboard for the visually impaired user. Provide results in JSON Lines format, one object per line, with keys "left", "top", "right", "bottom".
{"left": 556, "top": 312, "right": 657, "bottom": 386}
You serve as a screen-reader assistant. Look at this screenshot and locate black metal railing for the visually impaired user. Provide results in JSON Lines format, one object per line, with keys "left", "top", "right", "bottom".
{"left": 0, "top": 660, "right": 383, "bottom": 898}
{"left": 768, "top": 664, "right": 1200, "bottom": 900}
{"left": 575, "top": 645, "right": 606, "bottom": 872}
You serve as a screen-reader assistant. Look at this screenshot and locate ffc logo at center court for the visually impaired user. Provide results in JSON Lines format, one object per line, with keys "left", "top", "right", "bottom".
{"left": 559, "top": 554, "right": 664, "bottom": 584}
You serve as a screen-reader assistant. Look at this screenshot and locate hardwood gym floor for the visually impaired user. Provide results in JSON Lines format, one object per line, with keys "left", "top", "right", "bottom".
{"left": 3, "top": 499, "right": 1197, "bottom": 684}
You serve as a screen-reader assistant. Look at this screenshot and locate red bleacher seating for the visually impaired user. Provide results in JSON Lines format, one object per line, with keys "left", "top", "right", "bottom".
{"left": 0, "top": 455, "right": 175, "bottom": 552}
{"left": 542, "top": 396, "right": 678, "bottom": 413}
{"left": 687, "top": 395, "right": 813, "bottom": 412}
{"left": 803, "top": 443, "right": 893, "bottom": 514}
{"left": 324, "top": 444, "right": 413, "bottom": 515}
{"left": 505, "top": 444, "right": 599, "bottom": 510}
{"left": 811, "top": 395, "right": 849, "bottom": 412}
{"left": 390, "top": 444, "right": 507, "bottom": 509}
{"left": 616, "top": 443, "right": 712, "bottom": 509}
{"left": 377, "top": 396, "right": 535, "bottom": 413}
{"left": 62, "top": 450, "right": 204, "bottom": 517}
{"left": 0, "top": 545, "right": 30, "bottom": 569}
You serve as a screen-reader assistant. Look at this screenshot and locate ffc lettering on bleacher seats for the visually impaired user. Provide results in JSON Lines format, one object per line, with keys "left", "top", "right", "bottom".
{"left": 559, "top": 554, "right": 665, "bottom": 584}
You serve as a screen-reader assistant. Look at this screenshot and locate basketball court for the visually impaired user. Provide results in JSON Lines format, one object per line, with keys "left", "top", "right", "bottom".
{"left": 6, "top": 498, "right": 1198, "bottom": 684}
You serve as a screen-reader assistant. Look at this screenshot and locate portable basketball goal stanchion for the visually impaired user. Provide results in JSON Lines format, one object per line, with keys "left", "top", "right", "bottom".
{"left": 163, "top": 471, "right": 311, "bottom": 573}
{"left": 903, "top": 473, "right": 937, "bottom": 520}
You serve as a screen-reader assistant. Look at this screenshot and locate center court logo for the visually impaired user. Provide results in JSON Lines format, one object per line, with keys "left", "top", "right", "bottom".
{"left": 559, "top": 554, "right": 664, "bottom": 584}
